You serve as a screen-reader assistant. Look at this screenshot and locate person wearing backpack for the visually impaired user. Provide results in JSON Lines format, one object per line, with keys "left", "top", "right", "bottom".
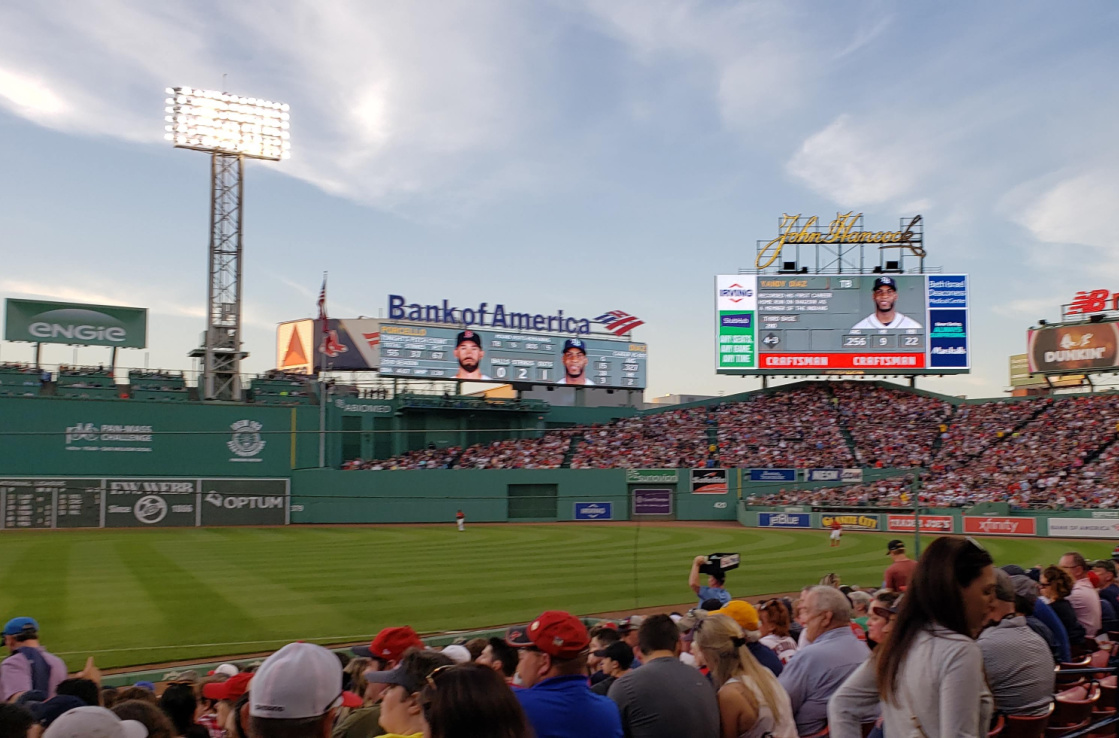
{"left": 1, "top": 617, "right": 68, "bottom": 701}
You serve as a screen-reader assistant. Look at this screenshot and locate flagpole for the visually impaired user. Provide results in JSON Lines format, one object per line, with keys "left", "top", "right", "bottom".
{"left": 318, "top": 271, "right": 327, "bottom": 468}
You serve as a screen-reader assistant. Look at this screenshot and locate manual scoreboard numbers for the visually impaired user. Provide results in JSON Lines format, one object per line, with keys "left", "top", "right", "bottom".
{"left": 715, "top": 274, "right": 969, "bottom": 374}
{"left": 379, "top": 324, "right": 647, "bottom": 388}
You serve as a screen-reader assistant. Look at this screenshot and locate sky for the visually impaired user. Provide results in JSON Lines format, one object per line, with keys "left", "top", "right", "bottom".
{"left": 1, "top": 0, "right": 1118, "bottom": 401}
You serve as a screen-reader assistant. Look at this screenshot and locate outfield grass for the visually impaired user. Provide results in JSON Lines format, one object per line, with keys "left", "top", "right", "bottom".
{"left": 0, "top": 524, "right": 1106, "bottom": 670}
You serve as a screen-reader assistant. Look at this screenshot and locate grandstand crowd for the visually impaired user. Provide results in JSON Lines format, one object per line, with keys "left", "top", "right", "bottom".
{"left": 5, "top": 539, "right": 1119, "bottom": 737}
{"left": 344, "top": 383, "right": 1119, "bottom": 509}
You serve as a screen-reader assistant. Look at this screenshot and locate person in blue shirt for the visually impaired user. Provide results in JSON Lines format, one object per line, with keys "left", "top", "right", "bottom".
{"left": 506, "top": 610, "right": 623, "bottom": 738}
{"left": 689, "top": 555, "right": 732, "bottom": 608}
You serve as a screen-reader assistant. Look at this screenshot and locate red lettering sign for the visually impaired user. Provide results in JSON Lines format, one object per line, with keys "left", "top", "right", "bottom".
{"left": 886, "top": 515, "right": 954, "bottom": 533}
{"left": 761, "top": 353, "right": 926, "bottom": 369}
{"left": 1066, "top": 289, "right": 1114, "bottom": 315}
{"left": 962, "top": 516, "right": 1036, "bottom": 536}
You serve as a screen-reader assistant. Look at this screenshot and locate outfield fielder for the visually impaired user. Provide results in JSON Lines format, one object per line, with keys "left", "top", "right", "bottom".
{"left": 456, "top": 509, "right": 465, "bottom": 532}
{"left": 829, "top": 519, "right": 843, "bottom": 547}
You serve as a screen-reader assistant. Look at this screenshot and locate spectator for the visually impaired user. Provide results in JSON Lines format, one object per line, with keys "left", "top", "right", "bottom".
{"left": 160, "top": 683, "right": 207, "bottom": 738}
{"left": 192, "top": 677, "right": 225, "bottom": 738}
{"left": 338, "top": 626, "right": 426, "bottom": 738}
{"left": 56, "top": 677, "right": 99, "bottom": 706}
{"left": 112, "top": 700, "right": 175, "bottom": 738}
{"left": 849, "top": 592, "right": 872, "bottom": 633}
{"left": 884, "top": 540, "right": 917, "bottom": 591}
{"left": 617, "top": 617, "right": 644, "bottom": 666}
{"left": 0, "top": 617, "right": 67, "bottom": 701}
{"left": 865, "top": 592, "right": 900, "bottom": 649}
{"left": 1060, "top": 551, "right": 1102, "bottom": 637}
{"left": 420, "top": 663, "right": 532, "bottom": 738}
{"left": 714, "top": 601, "right": 783, "bottom": 677}
{"left": 689, "top": 556, "right": 731, "bottom": 608}
{"left": 44, "top": 706, "right": 149, "bottom": 738}
{"left": 692, "top": 613, "right": 796, "bottom": 738}
{"left": 590, "top": 642, "right": 634, "bottom": 696}
{"left": 757, "top": 600, "right": 798, "bottom": 664}
{"left": 608, "top": 614, "right": 718, "bottom": 738}
{"left": 249, "top": 642, "right": 362, "bottom": 738}
{"left": 29, "top": 695, "right": 87, "bottom": 728}
{"left": 462, "top": 638, "right": 488, "bottom": 662}
{"left": 1094, "top": 559, "right": 1119, "bottom": 613}
{"left": 0, "top": 703, "right": 35, "bottom": 738}
{"left": 1004, "top": 565, "right": 1071, "bottom": 663}
{"left": 1041, "top": 565, "right": 1087, "bottom": 647}
{"left": 202, "top": 673, "right": 252, "bottom": 734}
{"left": 476, "top": 637, "right": 518, "bottom": 686}
{"left": 505, "top": 610, "right": 622, "bottom": 738}
{"left": 587, "top": 626, "right": 621, "bottom": 687}
{"left": 778, "top": 586, "right": 871, "bottom": 735}
{"left": 978, "top": 569, "right": 1055, "bottom": 716}
{"left": 828, "top": 536, "right": 997, "bottom": 738}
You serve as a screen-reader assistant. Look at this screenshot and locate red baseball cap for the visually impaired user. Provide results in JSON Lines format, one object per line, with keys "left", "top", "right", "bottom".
{"left": 506, "top": 611, "right": 589, "bottom": 658}
{"left": 353, "top": 626, "right": 424, "bottom": 662}
{"left": 203, "top": 672, "right": 253, "bottom": 701}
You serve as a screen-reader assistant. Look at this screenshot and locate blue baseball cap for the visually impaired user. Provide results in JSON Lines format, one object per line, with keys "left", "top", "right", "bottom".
{"left": 562, "top": 338, "right": 587, "bottom": 354}
{"left": 2, "top": 617, "right": 38, "bottom": 637}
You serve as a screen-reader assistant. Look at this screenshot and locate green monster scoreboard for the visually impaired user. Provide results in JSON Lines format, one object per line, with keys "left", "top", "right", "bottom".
{"left": 378, "top": 323, "right": 648, "bottom": 388}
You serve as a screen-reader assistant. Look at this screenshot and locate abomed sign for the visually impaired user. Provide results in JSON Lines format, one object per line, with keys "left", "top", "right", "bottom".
{"left": 389, "top": 295, "right": 595, "bottom": 336}
{"left": 5, "top": 299, "right": 147, "bottom": 349}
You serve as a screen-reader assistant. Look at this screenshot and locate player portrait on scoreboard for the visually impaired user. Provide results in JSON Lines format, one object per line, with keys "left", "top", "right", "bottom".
{"left": 555, "top": 338, "right": 596, "bottom": 385}
{"left": 453, "top": 330, "right": 492, "bottom": 380}
{"left": 852, "top": 276, "right": 923, "bottom": 331}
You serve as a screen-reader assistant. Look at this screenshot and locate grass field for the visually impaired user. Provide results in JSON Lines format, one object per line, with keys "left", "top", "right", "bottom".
{"left": 1, "top": 523, "right": 1109, "bottom": 670}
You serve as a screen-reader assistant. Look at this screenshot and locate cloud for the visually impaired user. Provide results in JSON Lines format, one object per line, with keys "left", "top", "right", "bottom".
{"left": 1011, "top": 169, "right": 1119, "bottom": 250}
{"left": 786, "top": 114, "right": 928, "bottom": 206}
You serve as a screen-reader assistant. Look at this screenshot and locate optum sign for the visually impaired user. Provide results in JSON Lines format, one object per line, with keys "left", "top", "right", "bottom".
{"left": 5, "top": 299, "right": 148, "bottom": 348}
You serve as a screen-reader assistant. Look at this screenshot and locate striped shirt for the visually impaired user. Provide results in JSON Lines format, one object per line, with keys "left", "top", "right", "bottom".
{"left": 978, "top": 616, "right": 1056, "bottom": 716}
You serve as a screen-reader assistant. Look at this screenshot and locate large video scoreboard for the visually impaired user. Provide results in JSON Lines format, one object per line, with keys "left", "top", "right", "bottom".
{"left": 379, "top": 324, "right": 647, "bottom": 388}
{"left": 716, "top": 274, "right": 969, "bottom": 375}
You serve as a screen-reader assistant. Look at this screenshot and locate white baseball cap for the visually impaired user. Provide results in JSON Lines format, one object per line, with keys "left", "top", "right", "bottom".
{"left": 43, "top": 706, "right": 148, "bottom": 738}
{"left": 250, "top": 642, "right": 362, "bottom": 719}
{"left": 440, "top": 644, "right": 471, "bottom": 664}
{"left": 214, "top": 663, "right": 239, "bottom": 677}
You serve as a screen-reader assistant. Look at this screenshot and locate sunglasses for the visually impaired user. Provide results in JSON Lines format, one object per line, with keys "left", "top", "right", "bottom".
{"left": 425, "top": 664, "right": 459, "bottom": 690}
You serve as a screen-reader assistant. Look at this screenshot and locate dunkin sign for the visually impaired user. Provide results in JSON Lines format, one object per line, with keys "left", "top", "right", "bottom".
{"left": 963, "top": 516, "right": 1036, "bottom": 536}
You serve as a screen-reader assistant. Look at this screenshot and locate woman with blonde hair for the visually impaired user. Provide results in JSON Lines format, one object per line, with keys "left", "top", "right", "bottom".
{"left": 693, "top": 614, "right": 797, "bottom": 738}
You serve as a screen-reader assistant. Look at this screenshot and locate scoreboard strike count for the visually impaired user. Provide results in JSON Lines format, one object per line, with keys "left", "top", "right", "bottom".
{"left": 379, "top": 323, "right": 648, "bottom": 388}
{"left": 715, "top": 274, "right": 969, "bottom": 375}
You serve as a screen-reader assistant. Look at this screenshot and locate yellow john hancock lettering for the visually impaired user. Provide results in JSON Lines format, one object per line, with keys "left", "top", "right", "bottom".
{"left": 755, "top": 213, "right": 927, "bottom": 269}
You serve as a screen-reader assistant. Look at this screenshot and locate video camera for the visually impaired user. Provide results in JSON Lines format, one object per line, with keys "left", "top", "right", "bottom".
{"left": 698, "top": 553, "right": 740, "bottom": 578}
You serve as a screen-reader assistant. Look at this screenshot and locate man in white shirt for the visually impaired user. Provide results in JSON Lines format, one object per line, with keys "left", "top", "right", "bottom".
{"left": 852, "top": 276, "right": 922, "bottom": 331}
{"left": 1060, "top": 551, "right": 1102, "bottom": 637}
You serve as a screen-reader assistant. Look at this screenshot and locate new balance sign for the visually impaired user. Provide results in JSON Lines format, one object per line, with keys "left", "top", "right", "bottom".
{"left": 963, "top": 516, "right": 1036, "bottom": 536}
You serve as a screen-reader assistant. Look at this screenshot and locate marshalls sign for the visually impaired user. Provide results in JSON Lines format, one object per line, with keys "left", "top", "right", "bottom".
{"left": 5, "top": 299, "right": 148, "bottom": 348}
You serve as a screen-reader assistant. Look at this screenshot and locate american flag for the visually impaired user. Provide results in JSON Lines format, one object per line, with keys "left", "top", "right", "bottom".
{"left": 594, "top": 310, "right": 645, "bottom": 336}
{"left": 317, "top": 274, "right": 328, "bottom": 331}
{"left": 317, "top": 273, "right": 348, "bottom": 358}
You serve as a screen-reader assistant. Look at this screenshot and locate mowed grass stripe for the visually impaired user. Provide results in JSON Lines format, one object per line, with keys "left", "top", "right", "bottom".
{"left": 0, "top": 526, "right": 1110, "bottom": 670}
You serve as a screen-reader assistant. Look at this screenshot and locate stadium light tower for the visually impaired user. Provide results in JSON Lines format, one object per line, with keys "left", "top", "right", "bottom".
{"left": 165, "top": 86, "right": 291, "bottom": 400}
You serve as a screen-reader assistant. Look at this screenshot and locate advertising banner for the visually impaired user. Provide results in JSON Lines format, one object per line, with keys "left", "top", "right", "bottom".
{"left": 886, "top": 515, "right": 955, "bottom": 533}
{"left": 806, "top": 468, "right": 865, "bottom": 483}
{"left": 0, "top": 477, "right": 288, "bottom": 529}
{"left": 963, "top": 516, "right": 1036, "bottom": 536}
{"left": 759, "top": 512, "right": 811, "bottom": 528}
{"left": 1028, "top": 322, "right": 1119, "bottom": 374}
{"left": 715, "top": 274, "right": 969, "bottom": 375}
{"left": 1047, "top": 519, "right": 1119, "bottom": 539}
{"left": 199, "top": 479, "right": 289, "bottom": 526}
{"left": 691, "top": 469, "right": 728, "bottom": 494}
{"left": 311, "top": 319, "right": 384, "bottom": 372}
{"left": 749, "top": 469, "right": 797, "bottom": 482}
{"left": 379, "top": 323, "right": 647, "bottom": 389}
{"left": 574, "top": 502, "right": 614, "bottom": 521}
{"left": 5, "top": 299, "right": 147, "bottom": 348}
{"left": 820, "top": 513, "right": 881, "bottom": 531}
{"left": 632, "top": 489, "right": 673, "bottom": 516}
{"left": 625, "top": 469, "right": 679, "bottom": 483}
{"left": 276, "top": 320, "right": 315, "bottom": 374}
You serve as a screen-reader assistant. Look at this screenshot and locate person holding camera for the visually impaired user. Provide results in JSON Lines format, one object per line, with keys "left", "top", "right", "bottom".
{"left": 690, "top": 556, "right": 732, "bottom": 608}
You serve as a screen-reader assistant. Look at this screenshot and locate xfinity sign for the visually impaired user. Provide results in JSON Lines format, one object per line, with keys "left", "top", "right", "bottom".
{"left": 5, "top": 299, "right": 147, "bottom": 348}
